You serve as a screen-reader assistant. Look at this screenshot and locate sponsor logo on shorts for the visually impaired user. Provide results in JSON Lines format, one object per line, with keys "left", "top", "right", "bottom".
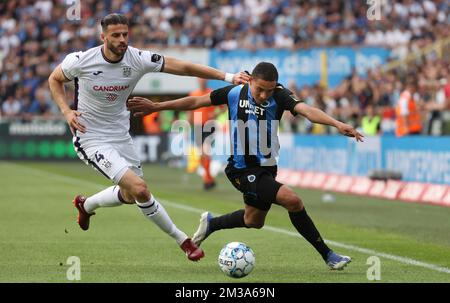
{"left": 94, "top": 151, "right": 112, "bottom": 169}
{"left": 102, "top": 160, "right": 112, "bottom": 169}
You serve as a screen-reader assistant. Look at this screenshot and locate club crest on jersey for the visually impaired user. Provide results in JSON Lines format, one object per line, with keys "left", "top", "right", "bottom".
{"left": 151, "top": 53, "right": 162, "bottom": 63}
{"left": 247, "top": 175, "right": 256, "bottom": 182}
{"left": 123, "top": 66, "right": 132, "bottom": 77}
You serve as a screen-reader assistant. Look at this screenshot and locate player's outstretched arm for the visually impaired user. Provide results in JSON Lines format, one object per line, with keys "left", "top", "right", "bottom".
{"left": 48, "top": 64, "right": 86, "bottom": 134}
{"left": 294, "top": 102, "right": 364, "bottom": 142}
{"left": 163, "top": 56, "right": 250, "bottom": 85}
{"left": 127, "top": 94, "right": 212, "bottom": 117}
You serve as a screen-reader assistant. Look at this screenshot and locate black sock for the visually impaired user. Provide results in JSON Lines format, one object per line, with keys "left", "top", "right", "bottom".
{"left": 209, "top": 209, "right": 247, "bottom": 233}
{"left": 289, "top": 208, "right": 331, "bottom": 261}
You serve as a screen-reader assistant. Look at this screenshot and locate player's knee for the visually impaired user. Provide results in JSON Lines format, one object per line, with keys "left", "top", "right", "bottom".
{"left": 284, "top": 194, "right": 303, "bottom": 212}
{"left": 119, "top": 189, "right": 136, "bottom": 204}
{"left": 131, "top": 181, "right": 150, "bottom": 202}
{"left": 135, "top": 189, "right": 150, "bottom": 202}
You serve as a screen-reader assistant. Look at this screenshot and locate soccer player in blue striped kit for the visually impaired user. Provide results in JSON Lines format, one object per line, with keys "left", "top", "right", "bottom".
{"left": 127, "top": 62, "right": 364, "bottom": 270}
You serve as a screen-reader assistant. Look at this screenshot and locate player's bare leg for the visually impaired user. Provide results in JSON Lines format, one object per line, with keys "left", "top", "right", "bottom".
{"left": 243, "top": 204, "right": 268, "bottom": 228}
{"left": 119, "top": 169, "right": 204, "bottom": 261}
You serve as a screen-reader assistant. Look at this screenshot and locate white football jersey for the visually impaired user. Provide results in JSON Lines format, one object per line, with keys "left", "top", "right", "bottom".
{"left": 61, "top": 45, "right": 164, "bottom": 139}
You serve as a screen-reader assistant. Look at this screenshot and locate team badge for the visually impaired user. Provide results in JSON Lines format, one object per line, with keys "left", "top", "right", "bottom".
{"left": 123, "top": 66, "right": 132, "bottom": 77}
{"left": 151, "top": 53, "right": 162, "bottom": 63}
{"left": 247, "top": 175, "right": 256, "bottom": 183}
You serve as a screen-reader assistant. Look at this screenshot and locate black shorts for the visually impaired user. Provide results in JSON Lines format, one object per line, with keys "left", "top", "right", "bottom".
{"left": 225, "top": 165, "right": 283, "bottom": 211}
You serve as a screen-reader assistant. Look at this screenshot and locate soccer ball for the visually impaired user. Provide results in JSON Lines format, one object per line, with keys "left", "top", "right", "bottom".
{"left": 218, "top": 242, "right": 255, "bottom": 278}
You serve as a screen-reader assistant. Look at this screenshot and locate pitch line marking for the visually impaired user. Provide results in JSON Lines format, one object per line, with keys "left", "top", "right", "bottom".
{"left": 5, "top": 162, "right": 450, "bottom": 275}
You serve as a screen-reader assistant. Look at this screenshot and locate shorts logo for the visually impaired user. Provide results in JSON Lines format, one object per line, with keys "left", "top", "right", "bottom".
{"left": 102, "top": 160, "right": 112, "bottom": 169}
{"left": 95, "top": 151, "right": 112, "bottom": 169}
{"left": 247, "top": 175, "right": 256, "bottom": 183}
{"left": 123, "top": 66, "right": 132, "bottom": 77}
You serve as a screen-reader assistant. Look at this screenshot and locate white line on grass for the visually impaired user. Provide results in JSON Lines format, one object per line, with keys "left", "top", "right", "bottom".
{"left": 160, "top": 200, "right": 450, "bottom": 275}
{"left": 5, "top": 162, "right": 450, "bottom": 275}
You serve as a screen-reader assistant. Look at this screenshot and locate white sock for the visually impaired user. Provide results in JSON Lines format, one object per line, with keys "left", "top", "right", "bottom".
{"left": 84, "top": 186, "right": 124, "bottom": 213}
{"left": 136, "top": 195, "right": 188, "bottom": 245}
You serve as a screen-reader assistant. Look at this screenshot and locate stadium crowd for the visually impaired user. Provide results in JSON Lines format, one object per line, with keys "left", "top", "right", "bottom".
{"left": 1, "top": 0, "right": 449, "bottom": 135}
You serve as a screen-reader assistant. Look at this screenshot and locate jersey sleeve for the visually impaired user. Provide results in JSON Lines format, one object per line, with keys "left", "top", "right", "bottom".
{"left": 60, "top": 52, "right": 82, "bottom": 81}
{"left": 273, "top": 85, "right": 303, "bottom": 116}
{"left": 138, "top": 50, "right": 165, "bottom": 73}
{"left": 210, "top": 85, "right": 236, "bottom": 106}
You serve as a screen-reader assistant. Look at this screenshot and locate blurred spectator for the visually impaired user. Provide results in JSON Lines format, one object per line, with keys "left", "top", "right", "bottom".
{"left": 395, "top": 77, "right": 423, "bottom": 137}
{"left": 313, "top": 24, "right": 334, "bottom": 46}
{"left": 338, "top": 26, "right": 358, "bottom": 46}
{"left": 424, "top": 77, "right": 450, "bottom": 134}
{"left": 0, "top": 0, "right": 449, "bottom": 136}
{"left": 143, "top": 112, "right": 161, "bottom": 134}
{"left": 217, "top": 31, "right": 238, "bottom": 51}
{"left": 361, "top": 104, "right": 381, "bottom": 136}
{"left": 20, "top": 94, "right": 34, "bottom": 122}
{"left": 189, "top": 78, "right": 216, "bottom": 190}
{"left": 2, "top": 95, "right": 21, "bottom": 118}
{"left": 28, "top": 85, "right": 56, "bottom": 119}
{"left": 274, "top": 28, "right": 294, "bottom": 49}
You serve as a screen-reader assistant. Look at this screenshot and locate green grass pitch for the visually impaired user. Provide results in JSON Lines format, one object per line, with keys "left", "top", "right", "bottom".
{"left": 0, "top": 161, "right": 449, "bottom": 282}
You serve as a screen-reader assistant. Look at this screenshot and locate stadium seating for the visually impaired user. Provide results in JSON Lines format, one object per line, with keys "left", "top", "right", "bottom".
{"left": 1, "top": 0, "right": 449, "bottom": 134}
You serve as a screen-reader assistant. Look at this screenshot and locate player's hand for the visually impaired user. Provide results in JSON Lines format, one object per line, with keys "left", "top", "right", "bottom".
{"left": 64, "top": 110, "right": 86, "bottom": 135}
{"left": 336, "top": 122, "right": 364, "bottom": 142}
{"left": 232, "top": 71, "right": 251, "bottom": 85}
{"left": 127, "top": 96, "right": 159, "bottom": 117}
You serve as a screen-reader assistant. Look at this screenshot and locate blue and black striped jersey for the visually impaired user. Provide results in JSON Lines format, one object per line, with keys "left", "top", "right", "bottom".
{"left": 210, "top": 83, "right": 302, "bottom": 169}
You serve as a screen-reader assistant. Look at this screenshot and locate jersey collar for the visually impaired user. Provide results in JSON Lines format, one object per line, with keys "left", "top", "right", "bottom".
{"left": 101, "top": 46, "right": 125, "bottom": 64}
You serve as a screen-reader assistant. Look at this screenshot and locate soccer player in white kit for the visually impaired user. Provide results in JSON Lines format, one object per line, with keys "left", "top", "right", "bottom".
{"left": 48, "top": 13, "right": 249, "bottom": 262}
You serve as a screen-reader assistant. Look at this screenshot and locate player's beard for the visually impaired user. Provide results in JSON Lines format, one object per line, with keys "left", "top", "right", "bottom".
{"left": 107, "top": 41, "right": 127, "bottom": 57}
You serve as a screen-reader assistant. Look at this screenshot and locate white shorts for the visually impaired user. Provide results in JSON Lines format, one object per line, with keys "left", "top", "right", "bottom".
{"left": 73, "top": 135, "right": 143, "bottom": 184}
